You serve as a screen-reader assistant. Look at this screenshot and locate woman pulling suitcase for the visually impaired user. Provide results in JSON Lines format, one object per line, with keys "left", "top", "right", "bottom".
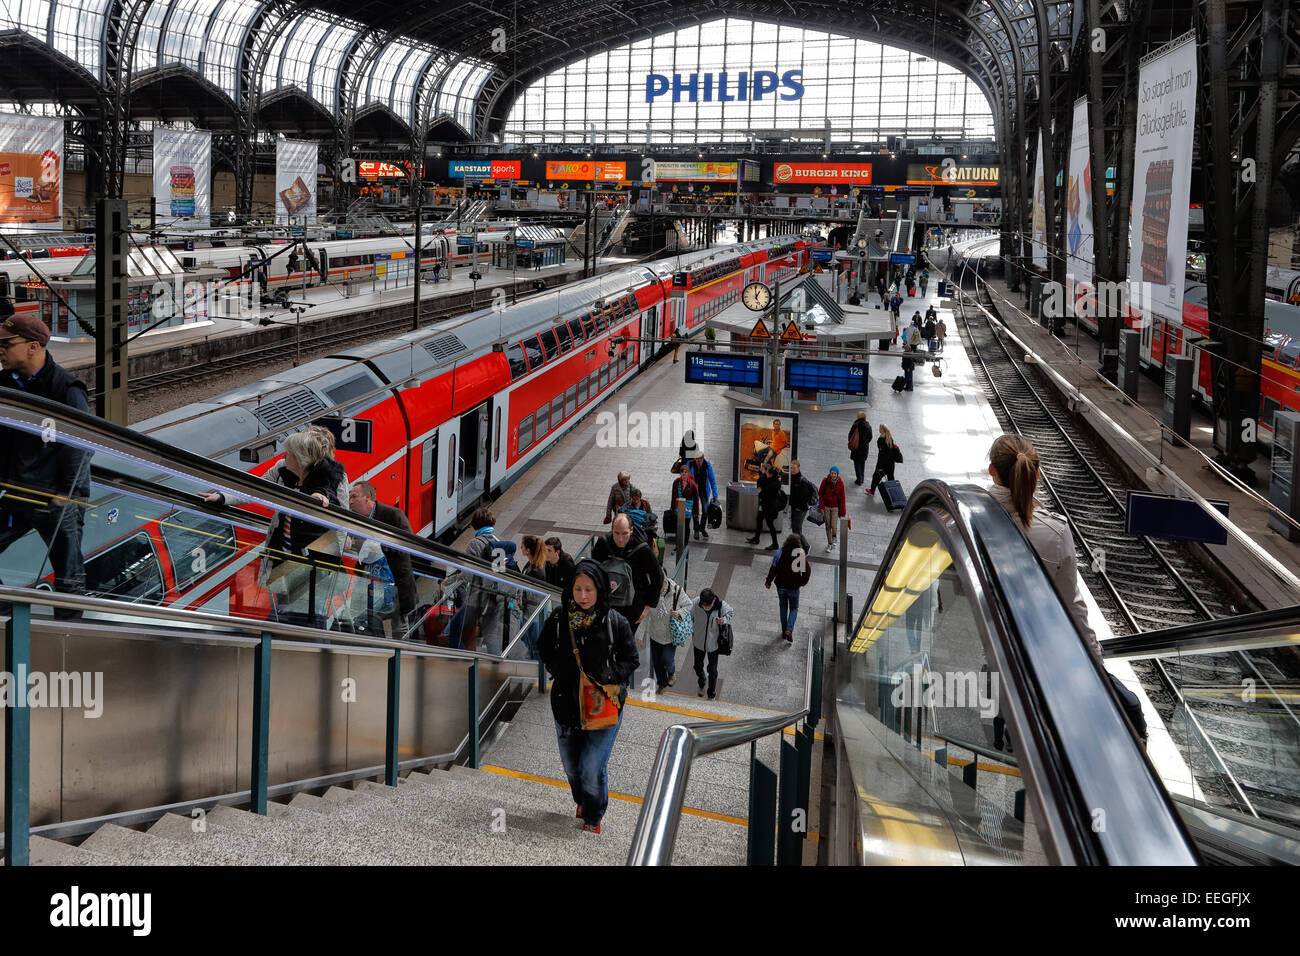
{"left": 867, "top": 425, "right": 903, "bottom": 507}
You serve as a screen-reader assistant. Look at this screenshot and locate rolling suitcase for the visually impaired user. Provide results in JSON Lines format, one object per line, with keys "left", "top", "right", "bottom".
{"left": 891, "top": 375, "right": 906, "bottom": 393}
{"left": 880, "top": 479, "right": 907, "bottom": 512}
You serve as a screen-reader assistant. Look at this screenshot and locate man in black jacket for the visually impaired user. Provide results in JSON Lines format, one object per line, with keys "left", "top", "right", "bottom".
{"left": 748, "top": 461, "right": 782, "bottom": 551}
{"left": 544, "top": 537, "right": 576, "bottom": 595}
{"left": 0, "top": 310, "right": 89, "bottom": 615}
{"left": 591, "top": 515, "right": 663, "bottom": 626}
{"left": 348, "top": 480, "right": 418, "bottom": 631}
{"left": 787, "top": 459, "right": 818, "bottom": 541}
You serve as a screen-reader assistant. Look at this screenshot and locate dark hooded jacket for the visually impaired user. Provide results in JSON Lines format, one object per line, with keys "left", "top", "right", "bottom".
{"left": 266, "top": 456, "right": 348, "bottom": 559}
{"left": 537, "top": 558, "right": 640, "bottom": 730}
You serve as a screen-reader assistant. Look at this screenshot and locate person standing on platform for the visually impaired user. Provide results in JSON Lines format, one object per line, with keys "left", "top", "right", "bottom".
{"left": 670, "top": 460, "right": 700, "bottom": 535}
{"left": 787, "top": 459, "right": 817, "bottom": 539}
{"left": 544, "top": 536, "right": 576, "bottom": 595}
{"left": 690, "top": 587, "right": 733, "bottom": 699}
{"left": 748, "top": 461, "right": 782, "bottom": 551}
{"left": 936, "top": 318, "right": 947, "bottom": 353}
{"left": 766, "top": 533, "right": 812, "bottom": 643}
{"left": 868, "top": 426, "right": 901, "bottom": 499}
{"left": 0, "top": 309, "right": 89, "bottom": 616}
{"left": 537, "top": 559, "right": 639, "bottom": 833}
{"left": 847, "top": 412, "right": 872, "bottom": 486}
{"left": 671, "top": 326, "right": 683, "bottom": 364}
{"left": 901, "top": 353, "right": 916, "bottom": 391}
{"left": 604, "top": 470, "right": 632, "bottom": 524}
{"left": 686, "top": 449, "right": 718, "bottom": 541}
{"left": 818, "top": 465, "right": 847, "bottom": 553}
{"left": 432, "top": 260, "right": 442, "bottom": 284}
{"left": 923, "top": 314, "right": 938, "bottom": 352}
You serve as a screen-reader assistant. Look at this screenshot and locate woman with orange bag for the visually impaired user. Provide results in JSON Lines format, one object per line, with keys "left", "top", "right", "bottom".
{"left": 537, "top": 559, "right": 639, "bottom": 834}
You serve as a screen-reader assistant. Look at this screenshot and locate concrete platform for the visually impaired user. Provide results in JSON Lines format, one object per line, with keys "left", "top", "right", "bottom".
{"left": 971, "top": 268, "right": 1300, "bottom": 612}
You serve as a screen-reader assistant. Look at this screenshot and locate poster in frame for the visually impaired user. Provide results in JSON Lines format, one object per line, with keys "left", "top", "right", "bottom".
{"left": 733, "top": 407, "right": 799, "bottom": 485}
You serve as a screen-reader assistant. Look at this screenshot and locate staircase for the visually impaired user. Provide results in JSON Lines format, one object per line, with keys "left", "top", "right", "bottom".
{"left": 30, "top": 687, "right": 798, "bottom": 866}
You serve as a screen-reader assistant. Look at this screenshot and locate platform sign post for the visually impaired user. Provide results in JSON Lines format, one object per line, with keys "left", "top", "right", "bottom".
{"left": 1119, "top": 329, "right": 1141, "bottom": 400}
{"left": 1162, "top": 355, "right": 1193, "bottom": 443}
{"left": 1268, "top": 412, "right": 1300, "bottom": 542}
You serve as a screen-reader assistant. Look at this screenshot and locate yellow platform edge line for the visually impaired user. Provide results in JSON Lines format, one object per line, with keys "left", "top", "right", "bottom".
{"left": 624, "top": 697, "right": 825, "bottom": 739}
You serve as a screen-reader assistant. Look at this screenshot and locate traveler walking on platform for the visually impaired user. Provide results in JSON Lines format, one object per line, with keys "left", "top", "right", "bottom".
{"left": 766, "top": 533, "right": 812, "bottom": 643}
{"left": 936, "top": 318, "right": 947, "bottom": 353}
{"left": 748, "top": 461, "right": 782, "bottom": 551}
{"left": 901, "top": 353, "right": 916, "bottom": 391}
{"left": 0, "top": 310, "right": 89, "bottom": 615}
{"left": 847, "top": 411, "right": 872, "bottom": 485}
{"left": 592, "top": 514, "right": 663, "bottom": 626}
{"left": 671, "top": 326, "right": 683, "bottom": 364}
{"left": 686, "top": 449, "right": 718, "bottom": 540}
{"left": 640, "top": 573, "right": 692, "bottom": 693}
{"left": 619, "top": 488, "right": 658, "bottom": 544}
{"left": 604, "top": 471, "right": 633, "bottom": 524}
{"left": 984, "top": 435, "right": 1147, "bottom": 744}
{"left": 537, "top": 559, "right": 639, "bottom": 833}
{"left": 868, "top": 426, "right": 901, "bottom": 498}
{"left": 670, "top": 461, "right": 700, "bottom": 534}
{"left": 923, "top": 315, "right": 938, "bottom": 352}
{"left": 890, "top": 292, "right": 902, "bottom": 322}
{"left": 787, "top": 459, "right": 817, "bottom": 538}
{"left": 818, "top": 466, "right": 847, "bottom": 553}
{"left": 691, "top": 587, "right": 733, "bottom": 699}
{"left": 544, "top": 536, "right": 576, "bottom": 595}
{"left": 919, "top": 270, "right": 929, "bottom": 296}
{"left": 432, "top": 260, "right": 442, "bottom": 284}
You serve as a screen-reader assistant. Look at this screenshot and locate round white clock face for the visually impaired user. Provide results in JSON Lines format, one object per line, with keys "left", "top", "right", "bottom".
{"left": 742, "top": 282, "right": 772, "bottom": 311}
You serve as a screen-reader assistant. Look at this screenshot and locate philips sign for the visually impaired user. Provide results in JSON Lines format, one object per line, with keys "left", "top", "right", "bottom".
{"left": 646, "top": 70, "right": 804, "bottom": 103}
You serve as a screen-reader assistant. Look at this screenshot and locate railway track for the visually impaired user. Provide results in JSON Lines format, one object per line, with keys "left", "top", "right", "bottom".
{"left": 945, "top": 242, "right": 1300, "bottom": 830}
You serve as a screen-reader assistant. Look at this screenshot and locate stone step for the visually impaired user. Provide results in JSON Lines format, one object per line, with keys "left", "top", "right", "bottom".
{"left": 78, "top": 823, "right": 207, "bottom": 866}
{"left": 29, "top": 835, "right": 116, "bottom": 866}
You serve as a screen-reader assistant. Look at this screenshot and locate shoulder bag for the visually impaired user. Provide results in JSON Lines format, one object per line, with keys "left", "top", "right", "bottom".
{"left": 893, "top": 444, "right": 904, "bottom": 464}
{"left": 569, "top": 615, "right": 622, "bottom": 730}
{"left": 668, "top": 585, "right": 692, "bottom": 647}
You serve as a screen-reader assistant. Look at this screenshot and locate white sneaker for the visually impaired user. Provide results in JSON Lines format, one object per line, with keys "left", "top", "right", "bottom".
{"left": 825, "top": 543, "right": 836, "bottom": 554}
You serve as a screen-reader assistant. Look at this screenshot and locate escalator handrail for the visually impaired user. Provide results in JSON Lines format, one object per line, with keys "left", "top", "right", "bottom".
{"left": 1101, "top": 604, "right": 1300, "bottom": 659}
{"left": 851, "top": 478, "right": 1198, "bottom": 865}
{"left": 0, "top": 389, "right": 560, "bottom": 605}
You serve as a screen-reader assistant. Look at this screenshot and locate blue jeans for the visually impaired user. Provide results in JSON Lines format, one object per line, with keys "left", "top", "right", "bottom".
{"left": 777, "top": 588, "right": 800, "bottom": 633}
{"left": 853, "top": 459, "right": 866, "bottom": 483}
{"left": 555, "top": 711, "right": 623, "bottom": 825}
{"left": 650, "top": 640, "right": 676, "bottom": 688}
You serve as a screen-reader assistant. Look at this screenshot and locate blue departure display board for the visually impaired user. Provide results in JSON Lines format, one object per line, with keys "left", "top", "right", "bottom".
{"left": 784, "top": 358, "right": 870, "bottom": 396}
{"left": 685, "top": 352, "right": 765, "bottom": 387}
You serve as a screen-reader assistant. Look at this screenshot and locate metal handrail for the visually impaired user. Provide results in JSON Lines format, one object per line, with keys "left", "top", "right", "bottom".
{"left": 0, "top": 390, "right": 560, "bottom": 605}
{"left": 1101, "top": 604, "right": 1300, "bottom": 660}
{"left": 626, "top": 620, "right": 817, "bottom": 866}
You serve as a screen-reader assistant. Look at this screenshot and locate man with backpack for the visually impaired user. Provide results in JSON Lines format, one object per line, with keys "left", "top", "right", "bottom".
{"left": 685, "top": 449, "right": 718, "bottom": 541}
{"left": 619, "top": 487, "right": 658, "bottom": 543}
{"left": 923, "top": 314, "right": 937, "bottom": 352}
{"left": 787, "top": 459, "right": 818, "bottom": 538}
{"left": 457, "top": 507, "right": 517, "bottom": 652}
{"left": 592, "top": 514, "right": 663, "bottom": 626}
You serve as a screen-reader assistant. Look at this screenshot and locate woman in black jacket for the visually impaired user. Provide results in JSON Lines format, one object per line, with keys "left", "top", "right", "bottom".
{"left": 847, "top": 411, "right": 872, "bottom": 485}
{"left": 867, "top": 424, "right": 900, "bottom": 498}
{"left": 747, "top": 461, "right": 782, "bottom": 551}
{"left": 537, "top": 558, "right": 639, "bottom": 833}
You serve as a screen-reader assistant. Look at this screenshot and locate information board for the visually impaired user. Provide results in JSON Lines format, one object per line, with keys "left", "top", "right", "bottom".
{"left": 685, "top": 352, "right": 765, "bottom": 388}
{"left": 1125, "top": 491, "right": 1229, "bottom": 546}
{"left": 784, "top": 358, "right": 869, "bottom": 396}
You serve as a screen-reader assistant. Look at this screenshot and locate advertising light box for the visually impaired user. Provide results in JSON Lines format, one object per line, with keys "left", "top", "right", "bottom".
{"left": 773, "top": 163, "right": 871, "bottom": 185}
{"left": 449, "top": 159, "right": 522, "bottom": 179}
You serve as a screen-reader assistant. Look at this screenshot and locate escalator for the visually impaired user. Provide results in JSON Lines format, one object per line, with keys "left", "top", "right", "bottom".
{"left": 0, "top": 390, "right": 559, "bottom": 858}
{"left": 833, "top": 479, "right": 1300, "bottom": 865}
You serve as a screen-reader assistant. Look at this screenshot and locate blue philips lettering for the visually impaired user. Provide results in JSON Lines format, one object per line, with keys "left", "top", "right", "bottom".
{"left": 780, "top": 70, "right": 804, "bottom": 100}
{"left": 703, "top": 73, "right": 714, "bottom": 100}
{"left": 718, "top": 71, "right": 734, "bottom": 102}
{"left": 738, "top": 72, "right": 748, "bottom": 101}
{"left": 672, "top": 73, "right": 698, "bottom": 102}
{"left": 752, "top": 71, "right": 778, "bottom": 100}
{"left": 646, "top": 74, "right": 669, "bottom": 102}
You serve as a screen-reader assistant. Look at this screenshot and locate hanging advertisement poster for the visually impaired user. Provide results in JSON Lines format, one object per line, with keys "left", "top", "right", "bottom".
{"left": 275, "top": 137, "right": 318, "bottom": 225}
{"left": 1065, "top": 97, "right": 1095, "bottom": 311}
{"left": 1126, "top": 34, "right": 1197, "bottom": 324}
{"left": 0, "top": 113, "right": 63, "bottom": 229}
{"left": 1031, "top": 130, "right": 1047, "bottom": 270}
{"left": 733, "top": 407, "right": 798, "bottom": 486}
{"left": 153, "top": 128, "right": 212, "bottom": 228}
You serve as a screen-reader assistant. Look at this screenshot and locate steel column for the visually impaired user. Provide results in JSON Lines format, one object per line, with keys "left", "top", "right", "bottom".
{"left": 4, "top": 603, "right": 32, "bottom": 866}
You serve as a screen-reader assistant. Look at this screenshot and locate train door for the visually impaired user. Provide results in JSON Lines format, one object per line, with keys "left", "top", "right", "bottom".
{"left": 640, "top": 307, "right": 656, "bottom": 367}
{"left": 458, "top": 401, "right": 490, "bottom": 510}
{"left": 434, "top": 419, "right": 459, "bottom": 533}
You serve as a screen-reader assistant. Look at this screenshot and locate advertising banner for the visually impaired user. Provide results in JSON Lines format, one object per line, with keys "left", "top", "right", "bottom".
{"left": 650, "top": 160, "right": 739, "bottom": 182}
{"left": 773, "top": 162, "right": 871, "bottom": 185}
{"left": 544, "top": 160, "right": 627, "bottom": 182}
{"left": 1031, "top": 131, "right": 1047, "bottom": 270}
{"left": 153, "top": 128, "right": 211, "bottom": 228}
{"left": 1065, "top": 97, "right": 1095, "bottom": 307}
{"left": 1126, "top": 34, "right": 1197, "bottom": 324}
{"left": 448, "top": 159, "right": 521, "bottom": 180}
{"left": 275, "top": 137, "right": 317, "bottom": 225}
{"left": 0, "top": 113, "right": 63, "bottom": 229}
{"left": 905, "top": 163, "right": 999, "bottom": 186}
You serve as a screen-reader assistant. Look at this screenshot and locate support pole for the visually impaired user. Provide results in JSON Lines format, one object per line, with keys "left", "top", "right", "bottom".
{"left": 94, "top": 199, "right": 128, "bottom": 424}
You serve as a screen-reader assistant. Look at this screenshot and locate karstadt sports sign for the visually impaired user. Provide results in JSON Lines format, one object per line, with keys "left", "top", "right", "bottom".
{"left": 773, "top": 163, "right": 872, "bottom": 185}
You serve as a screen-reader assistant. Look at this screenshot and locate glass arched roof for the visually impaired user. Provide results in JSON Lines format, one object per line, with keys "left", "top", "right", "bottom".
{"left": 1, "top": 0, "right": 115, "bottom": 81}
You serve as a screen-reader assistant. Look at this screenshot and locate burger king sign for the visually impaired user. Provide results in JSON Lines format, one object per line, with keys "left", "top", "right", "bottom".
{"left": 773, "top": 162, "right": 872, "bottom": 185}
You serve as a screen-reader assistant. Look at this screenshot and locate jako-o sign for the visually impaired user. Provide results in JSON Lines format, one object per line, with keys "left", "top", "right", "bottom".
{"left": 646, "top": 70, "right": 804, "bottom": 103}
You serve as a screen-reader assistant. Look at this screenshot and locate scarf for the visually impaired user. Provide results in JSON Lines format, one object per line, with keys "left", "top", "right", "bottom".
{"left": 568, "top": 606, "right": 597, "bottom": 634}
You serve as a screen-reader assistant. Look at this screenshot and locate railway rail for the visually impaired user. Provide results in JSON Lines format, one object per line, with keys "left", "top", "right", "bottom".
{"left": 944, "top": 241, "right": 1300, "bottom": 829}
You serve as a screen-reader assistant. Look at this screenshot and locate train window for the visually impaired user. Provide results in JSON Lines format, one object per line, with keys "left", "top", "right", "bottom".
{"left": 506, "top": 342, "right": 528, "bottom": 380}
{"left": 85, "top": 532, "right": 165, "bottom": 604}
{"left": 554, "top": 323, "right": 572, "bottom": 354}
{"left": 535, "top": 403, "right": 550, "bottom": 439}
{"left": 523, "top": 335, "right": 545, "bottom": 369}
{"left": 599, "top": 365, "right": 609, "bottom": 391}
{"left": 1280, "top": 340, "right": 1300, "bottom": 369}
{"left": 580, "top": 314, "right": 596, "bottom": 339}
{"left": 589, "top": 370, "right": 600, "bottom": 395}
{"left": 551, "top": 394, "right": 564, "bottom": 425}
{"left": 447, "top": 433, "right": 457, "bottom": 497}
{"left": 518, "top": 413, "right": 534, "bottom": 452}
{"left": 421, "top": 436, "right": 437, "bottom": 484}
{"left": 593, "top": 311, "right": 607, "bottom": 333}
{"left": 578, "top": 376, "right": 588, "bottom": 406}
{"left": 567, "top": 318, "right": 584, "bottom": 343}
{"left": 324, "top": 375, "right": 374, "bottom": 407}
{"left": 494, "top": 407, "right": 501, "bottom": 460}
{"left": 565, "top": 385, "right": 577, "bottom": 417}
{"left": 538, "top": 328, "right": 558, "bottom": 359}
{"left": 1263, "top": 397, "right": 1282, "bottom": 429}
{"left": 160, "top": 514, "right": 238, "bottom": 592}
